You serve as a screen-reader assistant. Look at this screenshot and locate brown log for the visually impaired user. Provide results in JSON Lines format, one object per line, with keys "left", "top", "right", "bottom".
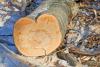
{"left": 14, "top": 0, "right": 72, "bottom": 56}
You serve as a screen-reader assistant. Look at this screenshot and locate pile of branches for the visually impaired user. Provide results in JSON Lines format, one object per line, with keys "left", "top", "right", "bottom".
{"left": 62, "top": 0, "right": 100, "bottom": 66}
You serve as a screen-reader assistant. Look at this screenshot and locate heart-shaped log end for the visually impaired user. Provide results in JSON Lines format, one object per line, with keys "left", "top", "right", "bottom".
{"left": 14, "top": 14, "right": 62, "bottom": 57}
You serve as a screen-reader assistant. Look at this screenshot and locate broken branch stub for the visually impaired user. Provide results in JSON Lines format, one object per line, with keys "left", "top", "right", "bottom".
{"left": 14, "top": 0, "right": 72, "bottom": 56}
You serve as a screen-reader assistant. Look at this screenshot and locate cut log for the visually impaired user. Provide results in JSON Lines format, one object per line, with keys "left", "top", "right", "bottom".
{"left": 14, "top": 0, "right": 72, "bottom": 56}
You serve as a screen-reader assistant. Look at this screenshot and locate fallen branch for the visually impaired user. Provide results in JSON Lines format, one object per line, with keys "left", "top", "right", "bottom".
{"left": 69, "top": 47, "right": 100, "bottom": 56}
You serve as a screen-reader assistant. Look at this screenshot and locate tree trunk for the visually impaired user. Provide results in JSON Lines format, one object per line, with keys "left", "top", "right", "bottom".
{"left": 14, "top": 0, "right": 72, "bottom": 56}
